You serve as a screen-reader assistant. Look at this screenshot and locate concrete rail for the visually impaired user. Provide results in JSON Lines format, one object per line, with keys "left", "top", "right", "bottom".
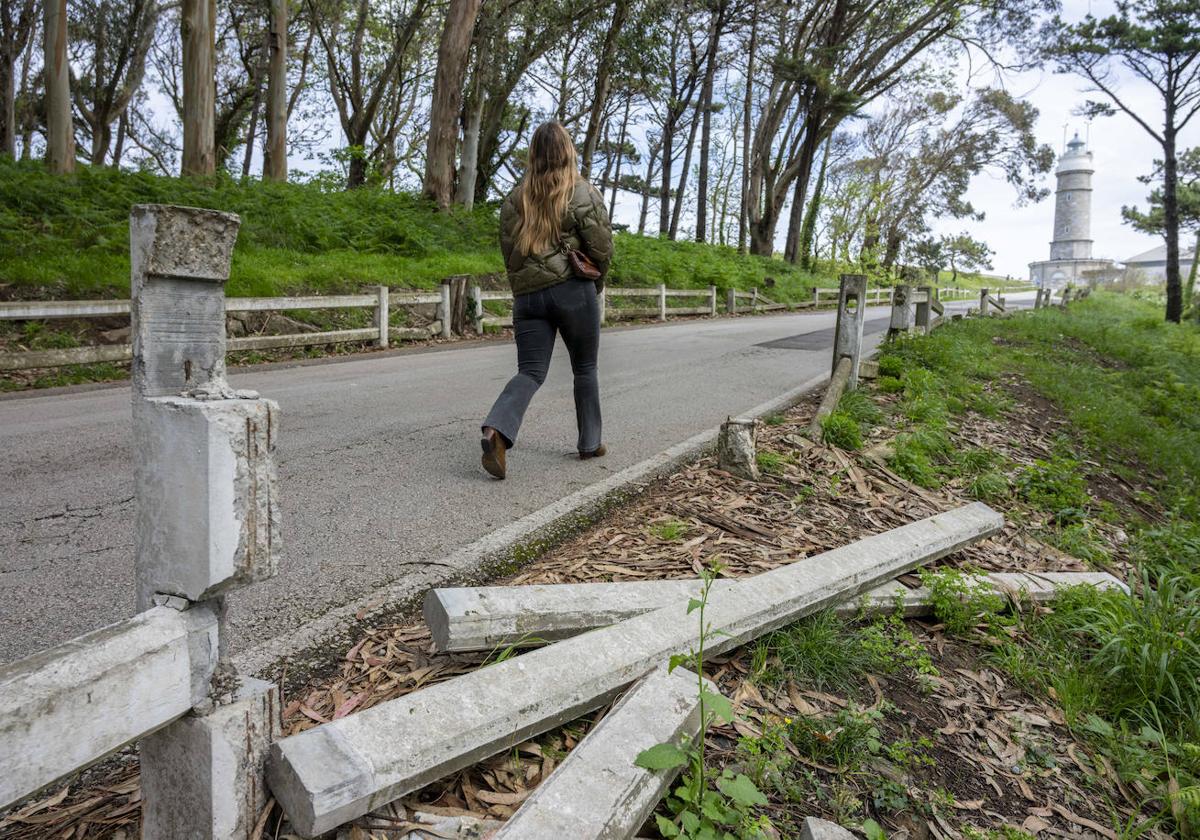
{"left": 266, "top": 503, "right": 1002, "bottom": 836}
{"left": 425, "top": 571, "right": 1126, "bottom": 653}
{"left": 0, "top": 603, "right": 220, "bottom": 809}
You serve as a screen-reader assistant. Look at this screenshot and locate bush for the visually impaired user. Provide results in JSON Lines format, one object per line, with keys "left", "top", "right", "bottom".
{"left": 822, "top": 411, "right": 862, "bottom": 450}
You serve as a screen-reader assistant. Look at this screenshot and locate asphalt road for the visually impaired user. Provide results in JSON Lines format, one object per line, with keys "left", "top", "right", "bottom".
{"left": 0, "top": 295, "right": 1030, "bottom": 665}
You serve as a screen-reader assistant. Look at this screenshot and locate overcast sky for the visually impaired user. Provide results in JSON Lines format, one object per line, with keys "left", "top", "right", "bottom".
{"left": 930, "top": 0, "right": 1200, "bottom": 277}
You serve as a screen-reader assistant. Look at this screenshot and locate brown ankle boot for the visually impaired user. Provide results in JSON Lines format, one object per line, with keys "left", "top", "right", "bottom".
{"left": 579, "top": 443, "right": 607, "bottom": 460}
{"left": 481, "top": 427, "right": 507, "bottom": 479}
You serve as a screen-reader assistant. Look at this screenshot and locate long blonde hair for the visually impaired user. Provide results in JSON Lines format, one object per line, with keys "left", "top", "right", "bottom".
{"left": 514, "top": 122, "right": 578, "bottom": 256}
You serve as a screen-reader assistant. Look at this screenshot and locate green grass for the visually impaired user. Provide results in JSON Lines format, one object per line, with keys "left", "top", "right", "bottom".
{"left": 870, "top": 293, "right": 1200, "bottom": 834}
{"left": 0, "top": 159, "right": 834, "bottom": 300}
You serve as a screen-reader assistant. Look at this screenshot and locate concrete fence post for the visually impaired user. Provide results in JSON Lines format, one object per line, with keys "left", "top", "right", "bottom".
{"left": 598, "top": 286, "right": 607, "bottom": 325}
{"left": 1061, "top": 287, "right": 1073, "bottom": 307}
{"left": 376, "top": 285, "right": 389, "bottom": 348}
{"left": 978, "top": 288, "right": 989, "bottom": 317}
{"left": 833, "top": 273, "right": 867, "bottom": 389}
{"left": 888, "top": 284, "right": 913, "bottom": 338}
{"left": 658, "top": 283, "right": 667, "bottom": 321}
{"left": 751, "top": 287, "right": 758, "bottom": 311}
{"left": 128, "top": 205, "right": 282, "bottom": 839}
{"left": 812, "top": 287, "right": 820, "bottom": 307}
{"left": 726, "top": 288, "right": 736, "bottom": 315}
{"left": 709, "top": 285, "right": 718, "bottom": 317}
{"left": 472, "top": 285, "right": 484, "bottom": 333}
{"left": 915, "top": 285, "right": 932, "bottom": 334}
{"left": 439, "top": 281, "right": 453, "bottom": 338}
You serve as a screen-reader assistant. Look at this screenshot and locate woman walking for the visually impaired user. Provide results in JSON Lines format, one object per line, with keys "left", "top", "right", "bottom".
{"left": 480, "top": 122, "right": 614, "bottom": 479}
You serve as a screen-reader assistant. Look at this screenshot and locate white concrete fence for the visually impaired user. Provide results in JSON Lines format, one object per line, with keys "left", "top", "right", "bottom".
{"left": 2, "top": 275, "right": 1031, "bottom": 373}
{"left": 1, "top": 205, "right": 283, "bottom": 838}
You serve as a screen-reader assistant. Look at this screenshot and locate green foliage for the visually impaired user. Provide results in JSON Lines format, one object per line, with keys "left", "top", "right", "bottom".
{"left": 0, "top": 158, "right": 834, "bottom": 300}
{"left": 652, "top": 520, "right": 689, "bottom": 541}
{"left": 755, "top": 609, "right": 935, "bottom": 694}
{"left": 919, "top": 568, "right": 1011, "bottom": 636}
{"left": 789, "top": 705, "right": 886, "bottom": 771}
{"left": 756, "top": 452, "right": 788, "bottom": 475}
{"left": 822, "top": 412, "right": 863, "bottom": 450}
{"left": 1015, "top": 456, "right": 1090, "bottom": 518}
{"left": 637, "top": 564, "right": 774, "bottom": 839}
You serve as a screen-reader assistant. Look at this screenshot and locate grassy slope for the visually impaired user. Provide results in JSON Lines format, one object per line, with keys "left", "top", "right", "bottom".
{"left": 0, "top": 160, "right": 829, "bottom": 300}
{"left": 843, "top": 294, "right": 1200, "bottom": 833}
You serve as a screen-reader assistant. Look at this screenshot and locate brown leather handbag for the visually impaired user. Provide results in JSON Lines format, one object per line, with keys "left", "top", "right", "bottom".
{"left": 559, "top": 234, "right": 602, "bottom": 282}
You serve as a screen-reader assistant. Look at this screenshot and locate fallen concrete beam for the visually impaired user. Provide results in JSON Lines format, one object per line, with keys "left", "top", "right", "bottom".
{"left": 0, "top": 603, "right": 219, "bottom": 810}
{"left": 425, "top": 571, "right": 1124, "bottom": 653}
{"left": 807, "top": 356, "right": 853, "bottom": 440}
{"left": 493, "top": 666, "right": 706, "bottom": 839}
{"left": 267, "top": 503, "right": 1002, "bottom": 836}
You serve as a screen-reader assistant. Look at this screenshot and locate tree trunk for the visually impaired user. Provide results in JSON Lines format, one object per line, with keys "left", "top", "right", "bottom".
{"left": 0, "top": 51, "right": 16, "bottom": 157}
{"left": 608, "top": 95, "right": 630, "bottom": 218}
{"left": 1162, "top": 124, "right": 1181, "bottom": 322}
{"left": 43, "top": 0, "right": 72, "bottom": 173}
{"left": 598, "top": 119, "right": 614, "bottom": 193}
{"left": 454, "top": 35, "right": 487, "bottom": 208}
{"left": 784, "top": 128, "right": 821, "bottom": 262}
{"left": 638, "top": 136, "right": 659, "bottom": 235}
{"left": 112, "top": 106, "right": 127, "bottom": 166}
{"left": 737, "top": 0, "right": 756, "bottom": 254}
{"left": 798, "top": 138, "right": 829, "bottom": 270}
{"left": 263, "top": 0, "right": 288, "bottom": 181}
{"left": 423, "top": 0, "right": 481, "bottom": 209}
{"left": 181, "top": 0, "right": 216, "bottom": 175}
{"left": 242, "top": 69, "right": 264, "bottom": 177}
{"left": 659, "top": 117, "right": 673, "bottom": 235}
{"left": 1186, "top": 229, "right": 1199, "bottom": 310}
{"left": 579, "top": 0, "right": 628, "bottom": 178}
{"left": 694, "top": 1, "right": 724, "bottom": 243}
{"left": 669, "top": 106, "right": 701, "bottom": 239}
{"left": 347, "top": 152, "right": 367, "bottom": 189}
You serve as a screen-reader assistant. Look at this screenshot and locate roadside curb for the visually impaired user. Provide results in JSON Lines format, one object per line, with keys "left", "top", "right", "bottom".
{"left": 233, "top": 371, "right": 831, "bottom": 679}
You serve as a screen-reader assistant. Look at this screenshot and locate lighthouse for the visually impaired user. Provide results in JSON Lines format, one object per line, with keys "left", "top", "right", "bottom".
{"left": 1028, "top": 133, "right": 1115, "bottom": 288}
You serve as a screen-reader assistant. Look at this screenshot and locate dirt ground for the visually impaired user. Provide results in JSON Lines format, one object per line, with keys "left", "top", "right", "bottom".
{"left": 0, "top": 374, "right": 1160, "bottom": 840}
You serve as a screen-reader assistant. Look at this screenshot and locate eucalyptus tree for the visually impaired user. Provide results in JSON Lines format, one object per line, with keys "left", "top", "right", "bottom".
{"left": 1046, "top": 0, "right": 1200, "bottom": 321}
{"left": 307, "top": 0, "right": 432, "bottom": 188}
{"left": 0, "top": 0, "right": 37, "bottom": 156}
{"left": 745, "top": 0, "right": 1045, "bottom": 259}
{"left": 68, "top": 0, "right": 159, "bottom": 165}
{"left": 1123, "top": 148, "right": 1200, "bottom": 308}
{"left": 424, "top": 0, "right": 481, "bottom": 208}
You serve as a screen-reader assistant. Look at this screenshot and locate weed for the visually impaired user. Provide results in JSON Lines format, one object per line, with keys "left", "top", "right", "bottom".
{"left": 789, "top": 705, "right": 886, "bottom": 771}
{"left": 651, "top": 520, "right": 689, "bottom": 541}
{"left": 877, "top": 355, "right": 905, "bottom": 378}
{"left": 756, "top": 451, "right": 788, "bottom": 475}
{"left": 920, "top": 568, "right": 1011, "bottom": 636}
{"left": 763, "top": 413, "right": 787, "bottom": 427}
{"left": 1015, "top": 456, "right": 1090, "bottom": 516}
{"left": 822, "top": 411, "right": 863, "bottom": 450}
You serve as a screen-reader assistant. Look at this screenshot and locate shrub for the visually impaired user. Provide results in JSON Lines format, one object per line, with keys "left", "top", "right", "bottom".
{"left": 822, "top": 411, "right": 862, "bottom": 450}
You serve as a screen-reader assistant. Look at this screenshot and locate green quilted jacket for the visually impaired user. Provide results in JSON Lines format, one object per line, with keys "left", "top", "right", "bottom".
{"left": 499, "top": 177, "right": 614, "bottom": 296}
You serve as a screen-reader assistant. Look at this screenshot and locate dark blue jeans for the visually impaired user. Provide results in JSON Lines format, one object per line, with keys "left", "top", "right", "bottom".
{"left": 483, "top": 278, "right": 602, "bottom": 453}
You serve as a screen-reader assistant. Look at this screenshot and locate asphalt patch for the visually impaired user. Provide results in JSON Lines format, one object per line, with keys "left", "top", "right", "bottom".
{"left": 756, "top": 316, "right": 890, "bottom": 351}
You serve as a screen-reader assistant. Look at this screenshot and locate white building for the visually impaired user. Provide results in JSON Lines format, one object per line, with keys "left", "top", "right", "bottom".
{"left": 1122, "top": 244, "right": 1198, "bottom": 283}
{"left": 1028, "top": 134, "right": 1117, "bottom": 288}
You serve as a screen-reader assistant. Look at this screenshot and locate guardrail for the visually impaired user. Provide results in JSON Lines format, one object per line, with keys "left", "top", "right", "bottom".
{"left": 0, "top": 279, "right": 1042, "bottom": 374}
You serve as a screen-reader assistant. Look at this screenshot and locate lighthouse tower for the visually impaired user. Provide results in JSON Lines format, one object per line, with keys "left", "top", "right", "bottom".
{"left": 1028, "top": 133, "right": 1114, "bottom": 288}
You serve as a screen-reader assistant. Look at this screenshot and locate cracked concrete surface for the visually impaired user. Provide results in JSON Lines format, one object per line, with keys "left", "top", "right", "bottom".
{"left": 0, "top": 298, "right": 1028, "bottom": 666}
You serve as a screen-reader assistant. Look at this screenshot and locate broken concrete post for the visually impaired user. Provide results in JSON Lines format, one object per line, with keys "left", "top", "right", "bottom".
{"left": 726, "top": 288, "right": 736, "bottom": 314}
{"left": 659, "top": 283, "right": 668, "bottom": 321}
{"left": 424, "top": 571, "right": 1126, "bottom": 653}
{"left": 493, "top": 666, "right": 708, "bottom": 840}
{"left": 129, "top": 204, "right": 240, "bottom": 399}
{"left": 751, "top": 287, "right": 759, "bottom": 310}
{"left": 141, "top": 677, "right": 281, "bottom": 839}
{"left": 833, "top": 274, "right": 867, "bottom": 389}
{"left": 998, "top": 295, "right": 1007, "bottom": 310}
{"left": 978, "top": 288, "right": 989, "bottom": 317}
{"left": 134, "top": 395, "right": 280, "bottom": 609}
{"left": 267, "top": 503, "right": 1003, "bottom": 837}
{"left": 0, "top": 603, "right": 219, "bottom": 810}
{"left": 1033, "top": 289, "right": 1042, "bottom": 309}
{"left": 439, "top": 282, "right": 453, "bottom": 338}
{"left": 915, "top": 285, "right": 933, "bottom": 334}
{"left": 375, "top": 286, "right": 389, "bottom": 348}
{"left": 1061, "top": 287, "right": 1073, "bottom": 307}
{"left": 472, "top": 285, "right": 484, "bottom": 333}
{"left": 888, "top": 284, "right": 913, "bottom": 337}
{"left": 709, "top": 285, "right": 718, "bottom": 317}
{"left": 807, "top": 356, "right": 852, "bottom": 441}
{"left": 717, "top": 416, "right": 759, "bottom": 480}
